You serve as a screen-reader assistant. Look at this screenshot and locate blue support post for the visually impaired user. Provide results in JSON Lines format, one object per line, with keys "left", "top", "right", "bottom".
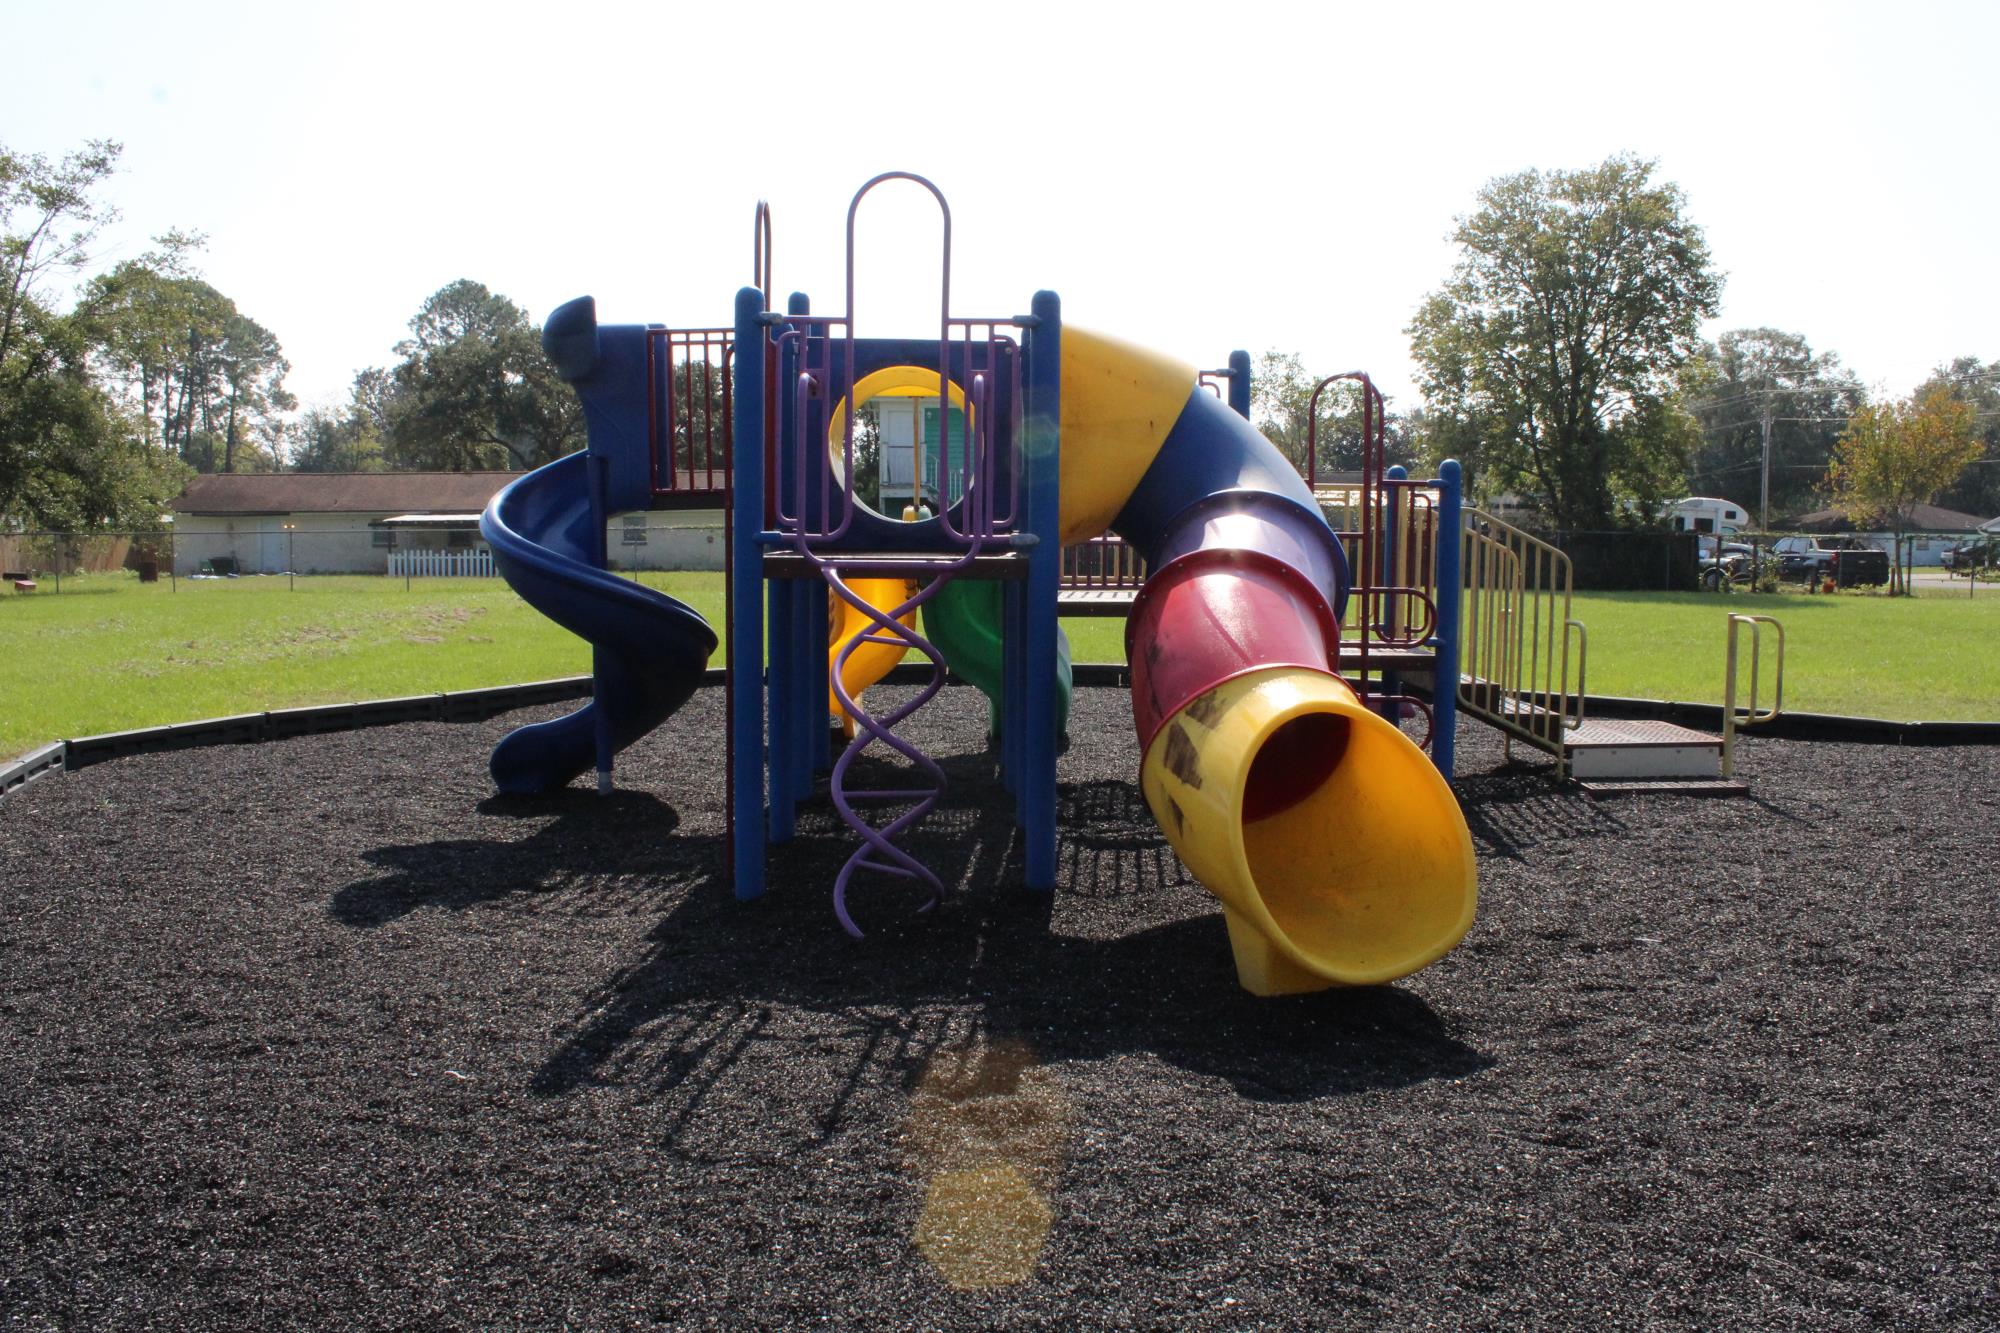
{"left": 1021, "top": 291, "right": 1062, "bottom": 890}
{"left": 785, "top": 293, "right": 829, "bottom": 784}
{"left": 1227, "top": 349, "right": 1251, "bottom": 420}
{"left": 587, "top": 451, "right": 616, "bottom": 792}
{"left": 790, "top": 577, "right": 814, "bottom": 801}
{"left": 729, "top": 288, "right": 768, "bottom": 899}
{"left": 1431, "top": 459, "right": 1464, "bottom": 781}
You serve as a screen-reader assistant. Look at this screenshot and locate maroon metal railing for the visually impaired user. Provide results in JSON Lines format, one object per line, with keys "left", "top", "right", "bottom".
{"left": 1306, "top": 372, "right": 1440, "bottom": 721}
{"left": 647, "top": 327, "right": 733, "bottom": 506}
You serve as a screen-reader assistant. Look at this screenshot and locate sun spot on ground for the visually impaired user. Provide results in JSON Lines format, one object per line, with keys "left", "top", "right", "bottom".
{"left": 904, "top": 1038, "right": 1068, "bottom": 1290}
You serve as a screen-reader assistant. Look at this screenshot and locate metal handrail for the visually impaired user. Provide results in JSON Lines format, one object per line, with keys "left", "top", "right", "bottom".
{"left": 1722, "top": 614, "right": 1785, "bottom": 778}
{"left": 753, "top": 200, "right": 773, "bottom": 310}
{"left": 1455, "top": 508, "right": 1581, "bottom": 766}
{"left": 1565, "top": 619, "right": 1588, "bottom": 731}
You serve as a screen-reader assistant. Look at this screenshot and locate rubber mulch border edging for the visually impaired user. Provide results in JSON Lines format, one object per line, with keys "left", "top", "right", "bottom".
{"left": 5, "top": 664, "right": 1994, "bottom": 799}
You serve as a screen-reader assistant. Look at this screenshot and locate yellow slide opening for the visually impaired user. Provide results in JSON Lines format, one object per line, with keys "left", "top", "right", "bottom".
{"left": 1139, "top": 667, "right": 1478, "bottom": 994}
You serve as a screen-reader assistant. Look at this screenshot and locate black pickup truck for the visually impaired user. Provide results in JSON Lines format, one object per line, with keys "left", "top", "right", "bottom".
{"left": 1770, "top": 535, "right": 1890, "bottom": 586}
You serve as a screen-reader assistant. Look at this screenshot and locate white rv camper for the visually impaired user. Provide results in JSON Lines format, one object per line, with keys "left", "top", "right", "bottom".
{"left": 1671, "top": 496, "right": 1750, "bottom": 535}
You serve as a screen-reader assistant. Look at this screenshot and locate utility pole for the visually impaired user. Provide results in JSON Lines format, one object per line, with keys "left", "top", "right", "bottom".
{"left": 1758, "top": 401, "right": 1775, "bottom": 532}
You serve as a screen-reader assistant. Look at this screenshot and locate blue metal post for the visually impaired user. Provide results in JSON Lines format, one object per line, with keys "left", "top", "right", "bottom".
{"left": 769, "top": 293, "right": 820, "bottom": 837}
{"left": 787, "top": 294, "right": 828, "bottom": 784}
{"left": 730, "top": 288, "right": 767, "bottom": 898}
{"left": 1227, "top": 349, "right": 1251, "bottom": 420}
{"left": 791, "top": 577, "right": 814, "bottom": 801}
{"left": 1431, "top": 459, "right": 1463, "bottom": 781}
{"left": 1021, "top": 291, "right": 1062, "bottom": 890}
{"left": 587, "top": 451, "right": 616, "bottom": 792}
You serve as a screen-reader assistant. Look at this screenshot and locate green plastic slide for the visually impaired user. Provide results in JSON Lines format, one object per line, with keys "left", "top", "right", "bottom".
{"left": 922, "top": 578, "right": 1072, "bottom": 741}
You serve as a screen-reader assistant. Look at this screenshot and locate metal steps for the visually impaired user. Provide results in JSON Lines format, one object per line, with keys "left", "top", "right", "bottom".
{"left": 1563, "top": 717, "right": 1725, "bottom": 781}
{"left": 1575, "top": 776, "right": 1750, "bottom": 797}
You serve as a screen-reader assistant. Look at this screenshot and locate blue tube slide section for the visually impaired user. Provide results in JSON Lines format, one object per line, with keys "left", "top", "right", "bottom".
{"left": 1112, "top": 387, "right": 1350, "bottom": 645}
{"left": 481, "top": 298, "right": 718, "bottom": 794}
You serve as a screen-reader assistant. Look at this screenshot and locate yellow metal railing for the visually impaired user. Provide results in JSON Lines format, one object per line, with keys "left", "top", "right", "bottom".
{"left": 1722, "top": 614, "right": 1785, "bottom": 778}
{"left": 1457, "top": 510, "right": 1584, "bottom": 771}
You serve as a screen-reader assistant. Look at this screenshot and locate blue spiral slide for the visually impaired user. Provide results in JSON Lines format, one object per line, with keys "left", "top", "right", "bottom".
{"left": 480, "top": 299, "right": 717, "bottom": 794}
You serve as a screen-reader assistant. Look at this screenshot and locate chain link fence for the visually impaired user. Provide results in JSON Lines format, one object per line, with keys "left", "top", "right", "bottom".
{"left": 1533, "top": 527, "right": 1999, "bottom": 596}
{"left": 4, "top": 518, "right": 1994, "bottom": 599}
{"left": 1, "top": 516, "right": 728, "bottom": 594}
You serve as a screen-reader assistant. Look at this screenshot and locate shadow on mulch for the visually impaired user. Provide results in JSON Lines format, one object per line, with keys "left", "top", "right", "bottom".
{"left": 329, "top": 789, "right": 698, "bottom": 927}
{"left": 327, "top": 747, "right": 1491, "bottom": 1143}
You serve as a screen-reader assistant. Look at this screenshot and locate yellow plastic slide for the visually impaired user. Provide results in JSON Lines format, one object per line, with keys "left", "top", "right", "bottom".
{"left": 828, "top": 577, "right": 919, "bottom": 739}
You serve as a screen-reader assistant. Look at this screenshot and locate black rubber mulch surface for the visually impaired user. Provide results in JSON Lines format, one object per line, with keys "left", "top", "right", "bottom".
{"left": 2, "top": 683, "right": 1995, "bottom": 1330}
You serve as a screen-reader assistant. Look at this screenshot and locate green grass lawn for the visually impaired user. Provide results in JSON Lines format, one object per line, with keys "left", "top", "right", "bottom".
{"left": 4, "top": 571, "right": 1995, "bottom": 761}
{"left": 0, "top": 570, "right": 721, "bottom": 760}
{"left": 1067, "top": 587, "right": 2000, "bottom": 720}
{"left": 1564, "top": 586, "right": 2000, "bottom": 719}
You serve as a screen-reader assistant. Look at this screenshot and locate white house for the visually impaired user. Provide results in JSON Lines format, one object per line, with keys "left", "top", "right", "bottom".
{"left": 169, "top": 472, "right": 724, "bottom": 576}
{"left": 1791, "top": 503, "right": 1995, "bottom": 567}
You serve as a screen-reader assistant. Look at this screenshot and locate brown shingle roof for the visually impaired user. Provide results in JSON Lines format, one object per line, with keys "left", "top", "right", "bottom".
{"left": 1792, "top": 503, "right": 1993, "bottom": 532}
{"left": 172, "top": 471, "right": 526, "bottom": 516}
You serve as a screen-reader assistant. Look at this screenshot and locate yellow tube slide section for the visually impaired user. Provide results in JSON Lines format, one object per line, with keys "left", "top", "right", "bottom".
{"left": 1138, "top": 667, "right": 1478, "bottom": 994}
{"left": 1055, "top": 327, "right": 1192, "bottom": 545}
{"left": 828, "top": 577, "right": 919, "bottom": 738}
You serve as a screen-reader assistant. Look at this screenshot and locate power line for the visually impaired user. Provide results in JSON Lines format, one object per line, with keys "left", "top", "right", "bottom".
{"left": 1688, "top": 365, "right": 2000, "bottom": 417}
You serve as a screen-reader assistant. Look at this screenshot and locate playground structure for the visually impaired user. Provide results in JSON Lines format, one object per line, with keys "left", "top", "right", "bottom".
{"left": 481, "top": 174, "right": 1749, "bottom": 994}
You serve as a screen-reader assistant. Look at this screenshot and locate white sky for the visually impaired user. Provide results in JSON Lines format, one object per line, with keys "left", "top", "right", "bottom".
{"left": 6, "top": 0, "right": 1995, "bottom": 420}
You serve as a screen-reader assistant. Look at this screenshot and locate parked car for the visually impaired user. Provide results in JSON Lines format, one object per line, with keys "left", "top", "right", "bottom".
{"left": 1941, "top": 534, "right": 2000, "bottom": 575}
{"left": 1769, "top": 535, "right": 1889, "bottom": 586}
{"left": 1697, "top": 539, "right": 1756, "bottom": 589}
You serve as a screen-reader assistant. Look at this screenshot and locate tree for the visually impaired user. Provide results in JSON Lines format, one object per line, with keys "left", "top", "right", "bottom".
{"left": 1917, "top": 357, "right": 2000, "bottom": 519}
{"left": 1249, "top": 350, "right": 1413, "bottom": 479}
{"left": 1408, "top": 155, "right": 1722, "bottom": 530}
{"left": 215, "top": 312, "right": 294, "bottom": 472}
{"left": 0, "top": 302, "right": 187, "bottom": 530}
{"left": 1, "top": 137, "right": 188, "bottom": 529}
{"left": 1829, "top": 387, "right": 1981, "bottom": 593}
{"left": 289, "top": 370, "right": 391, "bottom": 472}
{"left": 287, "top": 402, "right": 385, "bottom": 472}
{"left": 349, "top": 365, "right": 395, "bottom": 440}
{"left": 1685, "top": 329, "right": 1865, "bottom": 526}
{"left": 1, "top": 139, "right": 120, "bottom": 372}
{"left": 86, "top": 235, "right": 291, "bottom": 473}
{"left": 383, "top": 280, "right": 581, "bottom": 471}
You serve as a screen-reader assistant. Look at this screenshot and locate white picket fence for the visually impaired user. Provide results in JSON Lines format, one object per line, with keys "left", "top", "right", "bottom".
{"left": 388, "top": 549, "right": 496, "bottom": 578}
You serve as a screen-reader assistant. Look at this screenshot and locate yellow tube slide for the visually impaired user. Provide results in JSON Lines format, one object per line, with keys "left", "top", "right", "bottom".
{"left": 828, "top": 577, "right": 919, "bottom": 739}
{"left": 1137, "top": 667, "right": 1478, "bottom": 994}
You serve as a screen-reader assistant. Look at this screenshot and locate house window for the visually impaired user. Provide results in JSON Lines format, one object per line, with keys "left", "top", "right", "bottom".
{"left": 446, "top": 529, "right": 477, "bottom": 549}
{"left": 372, "top": 528, "right": 395, "bottom": 548}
